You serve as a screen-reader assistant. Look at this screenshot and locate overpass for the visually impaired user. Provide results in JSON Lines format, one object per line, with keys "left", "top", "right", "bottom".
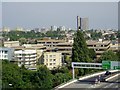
{"left": 54, "top": 61, "right": 120, "bottom": 89}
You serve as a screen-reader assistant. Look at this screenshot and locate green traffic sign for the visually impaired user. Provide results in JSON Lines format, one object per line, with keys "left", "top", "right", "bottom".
{"left": 102, "top": 61, "right": 111, "bottom": 70}
{"left": 114, "top": 66, "right": 120, "bottom": 70}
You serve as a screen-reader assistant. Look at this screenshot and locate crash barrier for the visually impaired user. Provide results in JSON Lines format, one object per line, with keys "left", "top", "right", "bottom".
{"left": 106, "top": 73, "right": 120, "bottom": 81}
{"left": 54, "top": 70, "right": 119, "bottom": 89}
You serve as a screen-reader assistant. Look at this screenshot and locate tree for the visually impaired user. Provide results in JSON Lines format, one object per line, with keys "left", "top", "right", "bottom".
{"left": 72, "top": 30, "right": 92, "bottom": 76}
{"left": 99, "top": 50, "right": 118, "bottom": 63}
{"left": 72, "top": 30, "right": 91, "bottom": 62}
{"left": 116, "top": 50, "right": 120, "bottom": 61}
{"left": 88, "top": 49, "right": 96, "bottom": 61}
{"left": 2, "top": 60, "right": 24, "bottom": 88}
{"left": 2, "top": 60, "right": 53, "bottom": 89}
{"left": 31, "top": 65, "right": 53, "bottom": 89}
{"left": 51, "top": 66, "right": 72, "bottom": 87}
{"left": 64, "top": 55, "right": 72, "bottom": 69}
{"left": 19, "top": 38, "right": 27, "bottom": 45}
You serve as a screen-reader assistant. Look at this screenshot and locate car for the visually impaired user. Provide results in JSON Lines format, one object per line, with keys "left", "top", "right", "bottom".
{"left": 104, "top": 71, "right": 111, "bottom": 75}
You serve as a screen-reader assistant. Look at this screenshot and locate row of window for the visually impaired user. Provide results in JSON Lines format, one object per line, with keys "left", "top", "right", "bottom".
{"left": 46, "top": 59, "right": 56, "bottom": 62}
{"left": 87, "top": 44, "right": 109, "bottom": 47}
{"left": 46, "top": 63, "right": 56, "bottom": 66}
{"left": 0, "top": 51, "right": 8, "bottom": 53}
{"left": 0, "top": 55, "right": 8, "bottom": 58}
{"left": 46, "top": 55, "right": 56, "bottom": 58}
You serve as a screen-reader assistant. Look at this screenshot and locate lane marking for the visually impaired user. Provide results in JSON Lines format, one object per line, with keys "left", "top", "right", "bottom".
{"left": 106, "top": 73, "right": 120, "bottom": 81}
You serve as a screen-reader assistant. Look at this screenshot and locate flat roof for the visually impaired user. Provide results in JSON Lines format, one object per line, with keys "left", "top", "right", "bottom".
{"left": 86, "top": 40, "right": 111, "bottom": 45}
{"left": 37, "top": 39, "right": 65, "bottom": 42}
{"left": 4, "top": 41, "right": 19, "bottom": 43}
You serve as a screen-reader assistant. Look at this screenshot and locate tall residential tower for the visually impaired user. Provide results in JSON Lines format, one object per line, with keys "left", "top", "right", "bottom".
{"left": 77, "top": 16, "right": 89, "bottom": 30}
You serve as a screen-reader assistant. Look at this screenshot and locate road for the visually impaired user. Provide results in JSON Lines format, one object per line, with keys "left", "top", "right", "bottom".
{"left": 58, "top": 72, "right": 120, "bottom": 90}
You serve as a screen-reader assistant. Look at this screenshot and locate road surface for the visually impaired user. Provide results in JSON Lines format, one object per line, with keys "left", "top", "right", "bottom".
{"left": 58, "top": 72, "right": 120, "bottom": 90}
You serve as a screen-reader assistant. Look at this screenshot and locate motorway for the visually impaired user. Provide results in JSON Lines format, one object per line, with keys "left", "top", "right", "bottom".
{"left": 58, "top": 72, "right": 120, "bottom": 90}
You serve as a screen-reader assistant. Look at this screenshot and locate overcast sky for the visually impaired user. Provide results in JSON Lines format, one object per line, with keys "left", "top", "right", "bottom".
{"left": 2, "top": 2, "right": 118, "bottom": 30}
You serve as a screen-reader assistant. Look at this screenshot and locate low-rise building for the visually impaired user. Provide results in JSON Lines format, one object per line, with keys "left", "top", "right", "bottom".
{"left": 37, "top": 39, "right": 65, "bottom": 47}
{"left": 46, "top": 42, "right": 72, "bottom": 55}
{"left": 109, "top": 40, "right": 119, "bottom": 52}
{"left": 4, "top": 41, "right": 20, "bottom": 47}
{"left": 44, "top": 52, "right": 62, "bottom": 70}
{"left": 0, "top": 47, "right": 14, "bottom": 61}
{"left": 14, "top": 50, "right": 37, "bottom": 67}
{"left": 86, "top": 40, "right": 111, "bottom": 58}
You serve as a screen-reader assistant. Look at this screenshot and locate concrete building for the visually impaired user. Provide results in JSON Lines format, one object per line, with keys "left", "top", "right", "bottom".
{"left": 109, "top": 43, "right": 118, "bottom": 52}
{"left": 86, "top": 40, "right": 111, "bottom": 58}
{"left": 109, "top": 40, "right": 119, "bottom": 52}
{"left": 4, "top": 41, "right": 20, "bottom": 47}
{"left": 59, "top": 26, "right": 66, "bottom": 31}
{"left": 14, "top": 50, "right": 37, "bottom": 67}
{"left": 3, "top": 27, "right": 10, "bottom": 32}
{"left": 0, "top": 47, "right": 14, "bottom": 61}
{"left": 44, "top": 52, "right": 62, "bottom": 70}
{"left": 51, "top": 25, "right": 57, "bottom": 31}
{"left": 77, "top": 16, "right": 89, "bottom": 30}
{"left": 37, "top": 39, "right": 65, "bottom": 47}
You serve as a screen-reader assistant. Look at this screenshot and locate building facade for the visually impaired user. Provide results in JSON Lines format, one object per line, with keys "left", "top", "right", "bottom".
{"left": 4, "top": 41, "right": 20, "bottom": 47}
{"left": 14, "top": 50, "right": 37, "bottom": 67}
{"left": 0, "top": 47, "right": 14, "bottom": 61}
{"left": 77, "top": 16, "right": 89, "bottom": 30}
{"left": 86, "top": 40, "right": 111, "bottom": 58}
{"left": 44, "top": 52, "right": 62, "bottom": 70}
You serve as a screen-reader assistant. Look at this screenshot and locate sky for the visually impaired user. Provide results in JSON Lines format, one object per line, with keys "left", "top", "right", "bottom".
{"left": 1, "top": 0, "right": 120, "bottom": 2}
{"left": 2, "top": 2, "right": 118, "bottom": 30}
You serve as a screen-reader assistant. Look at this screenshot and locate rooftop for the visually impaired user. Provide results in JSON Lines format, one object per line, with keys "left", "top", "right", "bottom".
{"left": 86, "top": 40, "right": 111, "bottom": 45}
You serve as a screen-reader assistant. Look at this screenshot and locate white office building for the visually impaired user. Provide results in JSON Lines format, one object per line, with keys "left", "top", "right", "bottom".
{"left": 14, "top": 50, "right": 37, "bottom": 67}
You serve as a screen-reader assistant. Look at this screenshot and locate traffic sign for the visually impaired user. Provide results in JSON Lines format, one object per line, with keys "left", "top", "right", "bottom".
{"left": 102, "top": 61, "right": 111, "bottom": 70}
{"left": 102, "top": 60, "right": 120, "bottom": 70}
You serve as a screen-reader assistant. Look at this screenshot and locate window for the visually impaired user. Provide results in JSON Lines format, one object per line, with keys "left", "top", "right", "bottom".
{"left": 50, "top": 59, "right": 52, "bottom": 62}
{"left": 46, "top": 59, "right": 48, "bottom": 62}
{"left": 50, "top": 55, "right": 52, "bottom": 58}
{"left": 46, "top": 55, "right": 48, "bottom": 58}
{"left": 53, "top": 59, "right": 56, "bottom": 62}
{"left": 4, "top": 51, "right": 8, "bottom": 54}
{"left": 50, "top": 63, "right": 52, "bottom": 65}
{"left": 4, "top": 55, "right": 7, "bottom": 58}
{"left": 53, "top": 55, "right": 56, "bottom": 58}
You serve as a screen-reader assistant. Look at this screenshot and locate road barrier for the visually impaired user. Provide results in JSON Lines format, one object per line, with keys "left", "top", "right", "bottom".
{"left": 106, "top": 73, "right": 120, "bottom": 81}
{"left": 54, "top": 70, "right": 119, "bottom": 89}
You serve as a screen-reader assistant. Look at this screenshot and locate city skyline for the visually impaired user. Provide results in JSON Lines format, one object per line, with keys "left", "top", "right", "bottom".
{"left": 2, "top": 2, "right": 118, "bottom": 30}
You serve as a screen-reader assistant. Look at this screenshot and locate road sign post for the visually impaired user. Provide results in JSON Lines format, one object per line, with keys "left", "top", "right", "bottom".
{"left": 72, "top": 67, "right": 75, "bottom": 79}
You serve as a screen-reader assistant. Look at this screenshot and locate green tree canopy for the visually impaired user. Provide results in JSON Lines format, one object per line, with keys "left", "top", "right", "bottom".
{"left": 72, "top": 30, "right": 91, "bottom": 62}
{"left": 88, "top": 49, "right": 96, "bottom": 61}
{"left": 72, "top": 30, "right": 92, "bottom": 76}
{"left": 99, "top": 50, "right": 119, "bottom": 63}
{"left": 31, "top": 65, "right": 53, "bottom": 89}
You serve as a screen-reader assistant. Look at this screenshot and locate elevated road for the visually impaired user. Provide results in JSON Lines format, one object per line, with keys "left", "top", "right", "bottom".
{"left": 57, "top": 71, "right": 120, "bottom": 90}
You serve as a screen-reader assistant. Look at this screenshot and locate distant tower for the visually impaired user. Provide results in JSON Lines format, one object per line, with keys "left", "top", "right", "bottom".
{"left": 77, "top": 16, "right": 89, "bottom": 30}
{"left": 77, "top": 16, "right": 81, "bottom": 30}
{"left": 81, "top": 18, "right": 89, "bottom": 30}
